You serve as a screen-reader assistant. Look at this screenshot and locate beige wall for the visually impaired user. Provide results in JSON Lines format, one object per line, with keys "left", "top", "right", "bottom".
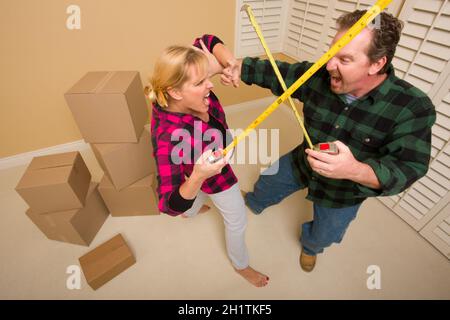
{"left": 0, "top": 0, "right": 281, "bottom": 158}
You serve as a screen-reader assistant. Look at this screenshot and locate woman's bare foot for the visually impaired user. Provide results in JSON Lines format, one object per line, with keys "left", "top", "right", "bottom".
{"left": 181, "top": 205, "right": 210, "bottom": 218}
{"left": 235, "top": 266, "right": 269, "bottom": 287}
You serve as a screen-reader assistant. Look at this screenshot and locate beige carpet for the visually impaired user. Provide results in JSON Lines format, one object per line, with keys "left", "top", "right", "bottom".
{"left": 1, "top": 102, "right": 449, "bottom": 299}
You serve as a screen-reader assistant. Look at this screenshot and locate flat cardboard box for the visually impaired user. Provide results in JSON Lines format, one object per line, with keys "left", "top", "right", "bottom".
{"left": 26, "top": 182, "right": 109, "bottom": 246}
{"left": 79, "top": 234, "right": 136, "bottom": 290}
{"left": 98, "top": 173, "right": 159, "bottom": 216}
{"left": 91, "top": 125, "right": 156, "bottom": 190}
{"left": 64, "top": 71, "right": 148, "bottom": 143}
{"left": 16, "top": 151, "right": 91, "bottom": 214}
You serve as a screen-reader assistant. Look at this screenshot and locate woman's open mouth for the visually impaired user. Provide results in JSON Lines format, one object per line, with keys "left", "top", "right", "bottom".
{"left": 203, "top": 92, "right": 210, "bottom": 105}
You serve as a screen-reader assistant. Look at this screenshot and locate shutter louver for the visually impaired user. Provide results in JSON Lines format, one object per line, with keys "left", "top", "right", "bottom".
{"left": 420, "top": 202, "right": 450, "bottom": 258}
{"left": 284, "top": 0, "right": 331, "bottom": 61}
{"left": 393, "top": 0, "right": 450, "bottom": 95}
{"left": 322, "top": 0, "right": 383, "bottom": 53}
{"left": 235, "top": 0, "right": 285, "bottom": 57}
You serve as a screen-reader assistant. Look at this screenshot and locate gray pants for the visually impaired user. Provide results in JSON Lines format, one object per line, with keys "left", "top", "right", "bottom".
{"left": 184, "top": 183, "right": 249, "bottom": 270}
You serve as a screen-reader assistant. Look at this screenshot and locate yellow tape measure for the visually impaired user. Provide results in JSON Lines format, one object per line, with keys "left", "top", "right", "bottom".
{"left": 217, "top": 0, "right": 392, "bottom": 160}
{"left": 242, "top": 4, "right": 314, "bottom": 149}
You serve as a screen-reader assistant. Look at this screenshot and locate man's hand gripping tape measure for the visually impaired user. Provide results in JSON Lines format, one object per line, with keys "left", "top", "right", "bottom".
{"left": 313, "top": 142, "right": 339, "bottom": 155}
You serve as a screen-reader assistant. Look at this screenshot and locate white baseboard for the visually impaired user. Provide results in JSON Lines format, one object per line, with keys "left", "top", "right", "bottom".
{"left": 0, "top": 96, "right": 293, "bottom": 170}
{"left": 0, "top": 140, "right": 90, "bottom": 170}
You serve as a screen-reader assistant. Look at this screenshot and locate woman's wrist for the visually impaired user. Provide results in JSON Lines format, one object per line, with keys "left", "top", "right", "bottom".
{"left": 188, "top": 170, "right": 207, "bottom": 187}
{"left": 212, "top": 43, "right": 236, "bottom": 68}
{"left": 179, "top": 173, "right": 204, "bottom": 200}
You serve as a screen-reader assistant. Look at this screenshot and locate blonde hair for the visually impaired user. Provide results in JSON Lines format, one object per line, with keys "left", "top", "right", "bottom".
{"left": 144, "top": 46, "right": 209, "bottom": 107}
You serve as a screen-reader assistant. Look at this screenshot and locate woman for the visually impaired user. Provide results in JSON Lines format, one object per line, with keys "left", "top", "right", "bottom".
{"left": 146, "top": 35, "right": 269, "bottom": 287}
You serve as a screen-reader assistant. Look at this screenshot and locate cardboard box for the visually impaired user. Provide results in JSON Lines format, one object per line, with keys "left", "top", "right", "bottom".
{"left": 26, "top": 182, "right": 109, "bottom": 246}
{"left": 98, "top": 173, "right": 159, "bottom": 216}
{"left": 16, "top": 151, "right": 91, "bottom": 214}
{"left": 64, "top": 71, "right": 148, "bottom": 143}
{"left": 91, "top": 125, "right": 156, "bottom": 190}
{"left": 79, "top": 234, "right": 136, "bottom": 290}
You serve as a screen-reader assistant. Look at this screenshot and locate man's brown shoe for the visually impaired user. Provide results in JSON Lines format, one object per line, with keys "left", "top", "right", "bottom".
{"left": 299, "top": 250, "right": 316, "bottom": 272}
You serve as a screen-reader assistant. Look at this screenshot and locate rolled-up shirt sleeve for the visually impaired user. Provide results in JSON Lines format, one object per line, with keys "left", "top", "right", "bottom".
{"left": 193, "top": 34, "right": 224, "bottom": 52}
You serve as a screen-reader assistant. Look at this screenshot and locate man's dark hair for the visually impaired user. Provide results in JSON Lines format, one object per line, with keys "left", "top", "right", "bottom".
{"left": 337, "top": 10, "right": 404, "bottom": 74}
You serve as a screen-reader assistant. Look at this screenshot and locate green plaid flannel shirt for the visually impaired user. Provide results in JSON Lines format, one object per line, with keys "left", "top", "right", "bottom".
{"left": 241, "top": 58, "right": 436, "bottom": 208}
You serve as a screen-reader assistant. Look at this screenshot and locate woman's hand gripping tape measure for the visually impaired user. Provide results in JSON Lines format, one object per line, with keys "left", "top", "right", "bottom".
{"left": 207, "top": 150, "right": 224, "bottom": 164}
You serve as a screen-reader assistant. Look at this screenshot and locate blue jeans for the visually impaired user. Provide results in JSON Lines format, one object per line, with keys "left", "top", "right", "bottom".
{"left": 245, "top": 150, "right": 361, "bottom": 256}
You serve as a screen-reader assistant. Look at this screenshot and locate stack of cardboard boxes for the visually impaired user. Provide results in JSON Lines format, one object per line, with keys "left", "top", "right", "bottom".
{"left": 15, "top": 70, "right": 157, "bottom": 288}
{"left": 64, "top": 71, "right": 159, "bottom": 217}
{"left": 15, "top": 151, "right": 109, "bottom": 246}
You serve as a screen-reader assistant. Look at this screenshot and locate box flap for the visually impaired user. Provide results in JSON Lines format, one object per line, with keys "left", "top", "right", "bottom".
{"left": 99, "top": 71, "right": 138, "bottom": 94}
{"left": 84, "top": 245, "right": 133, "bottom": 280}
{"left": 79, "top": 234, "right": 126, "bottom": 265}
{"left": 98, "top": 173, "right": 155, "bottom": 191}
{"left": 65, "top": 72, "right": 110, "bottom": 94}
{"left": 28, "top": 151, "right": 79, "bottom": 170}
{"left": 65, "top": 71, "right": 138, "bottom": 95}
{"left": 16, "top": 166, "right": 73, "bottom": 189}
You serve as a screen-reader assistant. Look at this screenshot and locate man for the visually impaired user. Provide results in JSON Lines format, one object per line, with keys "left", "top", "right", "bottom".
{"left": 219, "top": 10, "right": 436, "bottom": 272}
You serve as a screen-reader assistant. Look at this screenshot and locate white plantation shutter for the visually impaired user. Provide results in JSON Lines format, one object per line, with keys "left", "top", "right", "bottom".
{"left": 378, "top": 1, "right": 450, "bottom": 257}
{"left": 322, "top": 0, "right": 403, "bottom": 53}
{"left": 234, "top": 0, "right": 450, "bottom": 258}
{"left": 236, "top": 0, "right": 404, "bottom": 60}
{"left": 283, "top": 0, "right": 332, "bottom": 61}
{"left": 392, "top": 0, "right": 450, "bottom": 96}
{"left": 323, "top": 0, "right": 374, "bottom": 52}
{"left": 282, "top": 0, "right": 404, "bottom": 61}
{"left": 379, "top": 75, "right": 450, "bottom": 258}
{"left": 420, "top": 202, "right": 450, "bottom": 259}
{"left": 235, "top": 0, "right": 286, "bottom": 57}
